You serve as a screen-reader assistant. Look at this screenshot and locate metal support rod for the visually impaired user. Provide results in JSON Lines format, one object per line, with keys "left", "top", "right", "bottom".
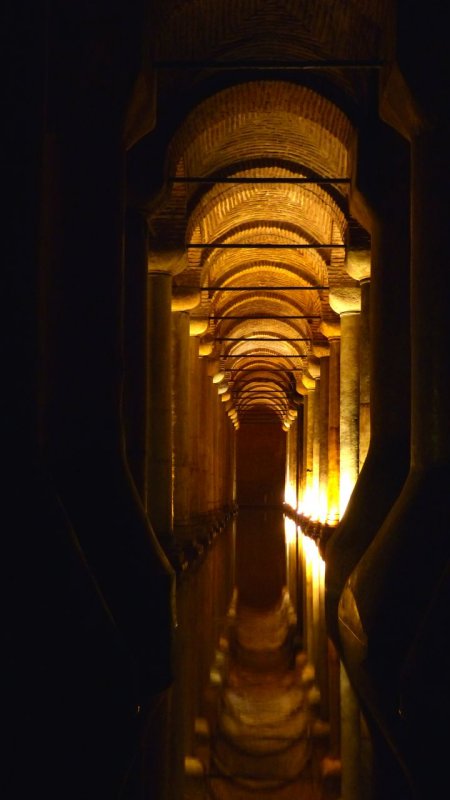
{"left": 237, "top": 387, "right": 298, "bottom": 397}
{"left": 210, "top": 315, "right": 321, "bottom": 320}
{"left": 153, "top": 59, "right": 383, "bottom": 70}
{"left": 187, "top": 243, "right": 343, "bottom": 249}
{"left": 238, "top": 404, "right": 288, "bottom": 410}
{"left": 217, "top": 337, "right": 311, "bottom": 341}
{"left": 226, "top": 368, "right": 303, "bottom": 372}
{"left": 186, "top": 285, "right": 329, "bottom": 291}
{"left": 169, "top": 176, "right": 350, "bottom": 185}
{"left": 221, "top": 354, "right": 306, "bottom": 358}
{"left": 238, "top": 418, "right": 287, "bottom": 422}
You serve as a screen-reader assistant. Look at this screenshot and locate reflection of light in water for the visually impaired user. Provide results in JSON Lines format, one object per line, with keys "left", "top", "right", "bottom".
{"left": 301, "top": 529, "right": 325, "bottom": 574}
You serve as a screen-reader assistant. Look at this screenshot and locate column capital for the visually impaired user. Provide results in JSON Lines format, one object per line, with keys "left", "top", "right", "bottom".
{"left": 329, "top": 285, "right": 361, "bottom": 316}
{"left": 198, "top": 335, "right": 214, "bottom": 356}
{"left": 319, "top": 319, "right": 341, "bottom": 340}
{"left": 148, "top": 246, "right": 187, "bottom": 276}
{"left": 307, "top": 356, "right": 320, "bottom": 377}
{"left": 312, "top": 343, "right": 330, "bottom": 359}
{"left": 297, "top": 374, "right": 314, "bottom": 393}
{"left": 346, "top": 249, "right": 371, "bottom": 283}
{"left": 172, "top": 287, "right": 201, "bottom": 312}
{"left": 189, "top": 317, "right": 209, "bottom": 337}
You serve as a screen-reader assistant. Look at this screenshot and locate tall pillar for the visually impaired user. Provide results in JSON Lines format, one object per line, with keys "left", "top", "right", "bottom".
{"left": 340, "top": 664, "right": 361, "bottom": 800}
{"left": 198, "top": 358, "right": 209, "bottom": 519}
{"left": 312, "top": 375, "right": 321, "bottom": 515}
{"left": 325, "top": 123, "right": 411, "bottom": 652}
{"left": 147, "top": 270, "right": 174, "bottom": 551}
{"left": 172, "top": 311, "right": 191, "bottom": 529}
{"left": 146, "top": 250, "right": 189, "bottom": 552}
{"left": 296, "top": 403, "right": 304, "bottom": 507}
{"left": 337, "top": 307, "right": 361, "bottom": 517}
{"left": 339, "top": 25, "right": 450, "bottom": 794}
{"left": 320, "top": 323, "right": 341, "bottom": 524}
{"left": 314, "top": 347, "right": 330, "bottom": 521}
{"left": 345, "top": 246, "right": 371, "bottom": 471}
{"left": 189, "top": 334, "right": 203, "bottom": 523}
{"left": 123, "top": 209, "right": 149, "bottom": 502}
{"left": 359, "top": 278, "right": 371, "bottom": 468}
{"left": 302, "top": 383, "right": 316, "bottom": 515}
{"left": 39, "top": 16, "right": 176, "bottom": 799}
{"left": 6, "top": 13, "right": 149, "bottom": 793}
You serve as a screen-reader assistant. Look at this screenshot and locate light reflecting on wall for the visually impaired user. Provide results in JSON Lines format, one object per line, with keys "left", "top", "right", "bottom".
{"left": 284, "top": 481, "right": 297, "bottom": 510}
{"left": 340, "top": 469, "right": 355, "bottom": 518}
{"left": 284, "top": 515, "right": 298, "bottom": 614}
{"left": 284, "top": 458, "right": 341, "bottom": 524}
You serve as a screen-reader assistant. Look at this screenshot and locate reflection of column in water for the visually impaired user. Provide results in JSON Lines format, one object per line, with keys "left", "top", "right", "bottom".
{"left": 236, "top": 509, "right": 286, "bottom": 608}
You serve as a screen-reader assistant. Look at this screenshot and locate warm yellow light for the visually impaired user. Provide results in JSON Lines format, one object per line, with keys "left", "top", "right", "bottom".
{"left": 327, "top": 505, "right": 340, "bottom": 525}
{"left": 300, "top": 529, "right": 324, "bottom": 571}
{"left": 284, "top": 481, "right": 297, "bottom": 509}
{"left": 300, "top": 486, "right": 314, "bottom": 518}
{"left": 284, "top": 516, "right": 297, "bottom": 545}
{"left": 217, "top": 382, "right": 229, "bottom": 394}
{"left": 221, "top": 392, "right": 231, "bottom": 402}
{"left": 340, "top": 470, "right": 355, "bottom": 517}
{"left": 212, "top": 371, "right": 226, "bottom": 384}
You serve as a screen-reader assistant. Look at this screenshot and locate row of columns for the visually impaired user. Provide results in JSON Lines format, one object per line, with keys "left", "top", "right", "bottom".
{"left": 284, "top": 252, "right": 373, "bottom": 800}
{"left": 143, "top": 259, "right": 238, "bottom": 799}
{"left": 145, "top": 265, "right": 237, "bottom": 554}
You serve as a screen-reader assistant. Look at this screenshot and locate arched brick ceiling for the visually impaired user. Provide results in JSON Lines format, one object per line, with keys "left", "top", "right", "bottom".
{"left": 169, "top": 83, "right": 352, "bottom": 181}
{"left": 148, "top": 4, "right": 390, "bottom": 423}
{"left": 155, "top": 0, "right": 391, "bottom": 106}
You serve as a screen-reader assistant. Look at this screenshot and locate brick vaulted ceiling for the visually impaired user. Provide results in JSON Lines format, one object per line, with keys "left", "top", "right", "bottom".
{"left": 140, "top": 0, "right": 391, "bottom": 425}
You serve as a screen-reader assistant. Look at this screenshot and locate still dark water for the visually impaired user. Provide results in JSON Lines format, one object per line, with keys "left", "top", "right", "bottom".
{"left": 235, "top": 507, "right": 287, "bottom": 610}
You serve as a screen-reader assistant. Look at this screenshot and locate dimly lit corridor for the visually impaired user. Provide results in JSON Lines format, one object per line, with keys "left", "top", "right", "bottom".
{"left": 6, "top": 3, "right": 450, "bottom": 799}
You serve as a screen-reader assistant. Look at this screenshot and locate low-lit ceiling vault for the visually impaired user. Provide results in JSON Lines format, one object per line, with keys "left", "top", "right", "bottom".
{"left": 144, "top": 1, "right": 388, "bottom": 427}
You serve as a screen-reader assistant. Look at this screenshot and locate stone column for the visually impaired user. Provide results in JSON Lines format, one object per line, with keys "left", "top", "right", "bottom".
{"left": 123, "top": 209, "right": 149, "bottom": 502}
{"left": 301, "top": 380, "right": 316, "bottom": 515}
{"left": 296, "top": 403, "right": 304, "bottom": 507}
{"left": 189, "top": 318, "right": 209, "bottom": 524}
{"left": 325, "top": 123, "right": 411, "bottom": 651}
{"left": 189, "top": 337, "right": 201, "bottom": 523}
{"left": 312, "top": 374, "right": 322, "bottom": 515}
{"left": 324, "top": 292, "right": 362, "bottom": 800}
{"left": 6, "top": 14, "right": 154, "bottom": 795}
{"left": 359, "top": 279, "right": 371, "bottom": 468}
{"left": 146, "top": 249, "right": 189, "bottom": 553}
{"left": 320, "top": 324, "right": 341, "bottom": 525}
{"left": 340, "top": 664, "right": 361, "bottom": 800}
{"left": 172, "top": 311, "right": 191, "bottom": 529}
{"left": 339, "top": 311, "right": 361, "bottom": 515}
{"left": 313, "top": 346, "right": 330, "bottom": 521}
{"left": 339, "top": 26, "right": 450, "bottom": 795}
{"left": 345, "top": 248, "right": 371, "bottom": 471}
{"left": 147, "top": 270, "right": 174, "bottom": 552}
{"left": 198, "top": 358, "right": 210, "bottom": 519}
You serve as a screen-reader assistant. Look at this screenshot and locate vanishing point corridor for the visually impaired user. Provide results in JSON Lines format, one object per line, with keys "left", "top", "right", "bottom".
{"left": 6, "top": 3, "right": 450, "bottom": 800}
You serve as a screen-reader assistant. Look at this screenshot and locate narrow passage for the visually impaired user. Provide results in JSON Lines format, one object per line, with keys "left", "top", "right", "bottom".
{"left": 187, "top": 509, "right": 340, "bottom": 800}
